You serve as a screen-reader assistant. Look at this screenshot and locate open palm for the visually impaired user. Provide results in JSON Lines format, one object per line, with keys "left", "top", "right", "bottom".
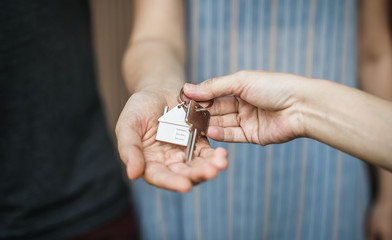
{"left": 116, "top": 90, "right": 228, "bottom": 192}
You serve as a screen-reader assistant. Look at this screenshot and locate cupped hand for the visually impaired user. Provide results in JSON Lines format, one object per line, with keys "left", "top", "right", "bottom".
{"left": 183, "top": 70, "right": 308, "bottom": 145}
{"left": 116, "top": 89, "right": 228, "bottom": 192}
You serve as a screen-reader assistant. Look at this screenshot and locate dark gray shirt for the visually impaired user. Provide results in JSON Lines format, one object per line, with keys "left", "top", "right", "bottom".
{"left": 0, "top": 1, "right": 128, "bottom": 239}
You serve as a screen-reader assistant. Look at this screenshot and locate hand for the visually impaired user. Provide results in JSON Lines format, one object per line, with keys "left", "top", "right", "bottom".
{"left": 367, "top": 199, "right": 392, "bottom": 240}
{"left": 115, "top": 89, "right": 228, "bottom": 192}
{"left": 183, "top": 70, "right": 308, "bottom": 145}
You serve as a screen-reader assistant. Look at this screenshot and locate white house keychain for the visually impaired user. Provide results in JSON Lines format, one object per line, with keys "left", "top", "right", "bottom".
{"left": 155, "top": 88, "right": 213, "bottom": 161}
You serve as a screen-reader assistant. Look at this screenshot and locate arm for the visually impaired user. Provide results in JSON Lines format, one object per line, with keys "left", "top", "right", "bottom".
{"left": 358, "top": 0, "right": 392, "bottom": 239}
{"left": 303, "top": 78, "right": 392, "bottom": 170}
{"left": 116, "top": 0, "right": 228, "bottom": 192}
{"left": 183, "top": 70, "right": 392, "bottom": 170}
{"left": 122, "top": 0, "right": 186, "bottom": 94}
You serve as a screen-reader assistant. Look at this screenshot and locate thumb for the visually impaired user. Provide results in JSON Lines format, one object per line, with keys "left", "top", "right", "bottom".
{"left": 116, "top": 118, "right": 146, "bottom": 180}
{"left": 183, "top": 72, "right": 246, "bottom": 101}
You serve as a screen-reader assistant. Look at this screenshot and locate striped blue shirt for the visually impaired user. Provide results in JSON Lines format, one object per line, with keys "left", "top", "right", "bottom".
{"left": 132, "top": 0, "right": 371, "bottom": 239}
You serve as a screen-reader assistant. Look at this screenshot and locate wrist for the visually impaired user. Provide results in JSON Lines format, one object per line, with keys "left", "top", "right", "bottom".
{"left": 285, "top": 76, "right": 323, "bottom": 139}
{"left": 133, "top": 79, "right": 183, "bottom": 95}
{"left": 122, "top": 40, "right": 186, "bottom": 95}
{"left": 299, "top": 78, "right": 335, "bottom": 139}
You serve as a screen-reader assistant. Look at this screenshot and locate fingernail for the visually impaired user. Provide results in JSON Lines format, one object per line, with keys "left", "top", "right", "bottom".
{"left": 184, "top": 83, "right": 198, "bottom": 92}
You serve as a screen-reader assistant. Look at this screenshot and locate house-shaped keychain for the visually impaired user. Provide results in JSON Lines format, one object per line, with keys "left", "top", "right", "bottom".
{"left": 155, "top": 105, "right": 191, "bottom": 146}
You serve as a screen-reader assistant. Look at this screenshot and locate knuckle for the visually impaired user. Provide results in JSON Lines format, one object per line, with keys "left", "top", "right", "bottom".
{"left": 235, "top": 113, "right": 241, "bottom": 125}
{"left": 205, "top": 77, "right": 217, "bottom": 89}
{"left": 202, "top": 77, "right": 218, "bottom": 97}
{"left": 215, "top": 99, "right": 222, "bottom": 115}
{"left": 227, "top": 128, "right": 234, "bottom": 139}
{"left": 218, "top": 116, "right": 224, "bottom": 126}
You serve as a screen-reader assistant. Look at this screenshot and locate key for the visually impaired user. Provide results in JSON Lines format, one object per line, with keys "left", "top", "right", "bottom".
{"left": 185, "top": 100, "right": 211, "bottom": 162}
{"left": 156, "top": 87, "right": 212, "bottom": 162}
{"left": 156, "top": 104, "right": 191, "bottom": 146}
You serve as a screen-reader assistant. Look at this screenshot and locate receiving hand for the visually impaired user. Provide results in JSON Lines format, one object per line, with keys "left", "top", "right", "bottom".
{"left": 183, "top": 71, "right": 308, "bottom": 145}
{"left": 115, "top": 89, "right": 228, "bottom": 192}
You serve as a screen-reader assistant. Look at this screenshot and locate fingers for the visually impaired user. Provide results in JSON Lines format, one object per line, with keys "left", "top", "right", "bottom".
{"left": 167, "top": 146, "right": 228, "bottom": 184}
{"left": 207, "top": 126, "right": 249, "bottom": 143}
{"left": 195, "top": 143, "right": 228, "bottom": 170}
{"left": 144, "top": 162, "right": 192, "bottom": 193}
{"left": 116, "top": 116, "right": 146, "bottom": 180}
{"left": 183, "top": 72, "right": 247, "bottom": 101}
{"left": 143, "top": 146, "right": 228, "bottom": 192}
{"left": 168, "top": 160, "right": 217, "bottom": 183}
{"left": 207, "top": 95, "right": 239, "bottom": 115}
{"left": 199, "top": 147, "right": 228, "bottom": 170}
{"left": 209, "top": 113, "right": 240, "bottom": 127}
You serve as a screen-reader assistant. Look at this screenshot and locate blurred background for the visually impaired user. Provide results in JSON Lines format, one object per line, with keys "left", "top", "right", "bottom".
{"left": 90, "top": 0, "right": 132, "bottom": 140}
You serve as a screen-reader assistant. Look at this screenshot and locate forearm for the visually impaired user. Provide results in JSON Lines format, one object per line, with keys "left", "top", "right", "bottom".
{"left": 123, "top": 40, "right": 185, "bottom": 93}
{"left": 301, "top": 79, "right": 392, "bottom": 170}
{"left": 122, "top": 0, "right": 186, "bottom": 94}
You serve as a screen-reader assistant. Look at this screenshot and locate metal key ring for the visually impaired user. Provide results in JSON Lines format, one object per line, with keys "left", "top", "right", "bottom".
{"left": 178, "top": 87, "right": 188, "bottom": 108}
{"left": 178, "top": 87, "right": 214, "bottom": 108}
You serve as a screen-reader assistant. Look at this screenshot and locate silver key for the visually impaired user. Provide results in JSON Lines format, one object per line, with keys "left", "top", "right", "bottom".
{"left": 156, "top": 87, "right": 212, "bottom": 162}
{"left": 185, "top": 100, "right": 211, "bottom": 161}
